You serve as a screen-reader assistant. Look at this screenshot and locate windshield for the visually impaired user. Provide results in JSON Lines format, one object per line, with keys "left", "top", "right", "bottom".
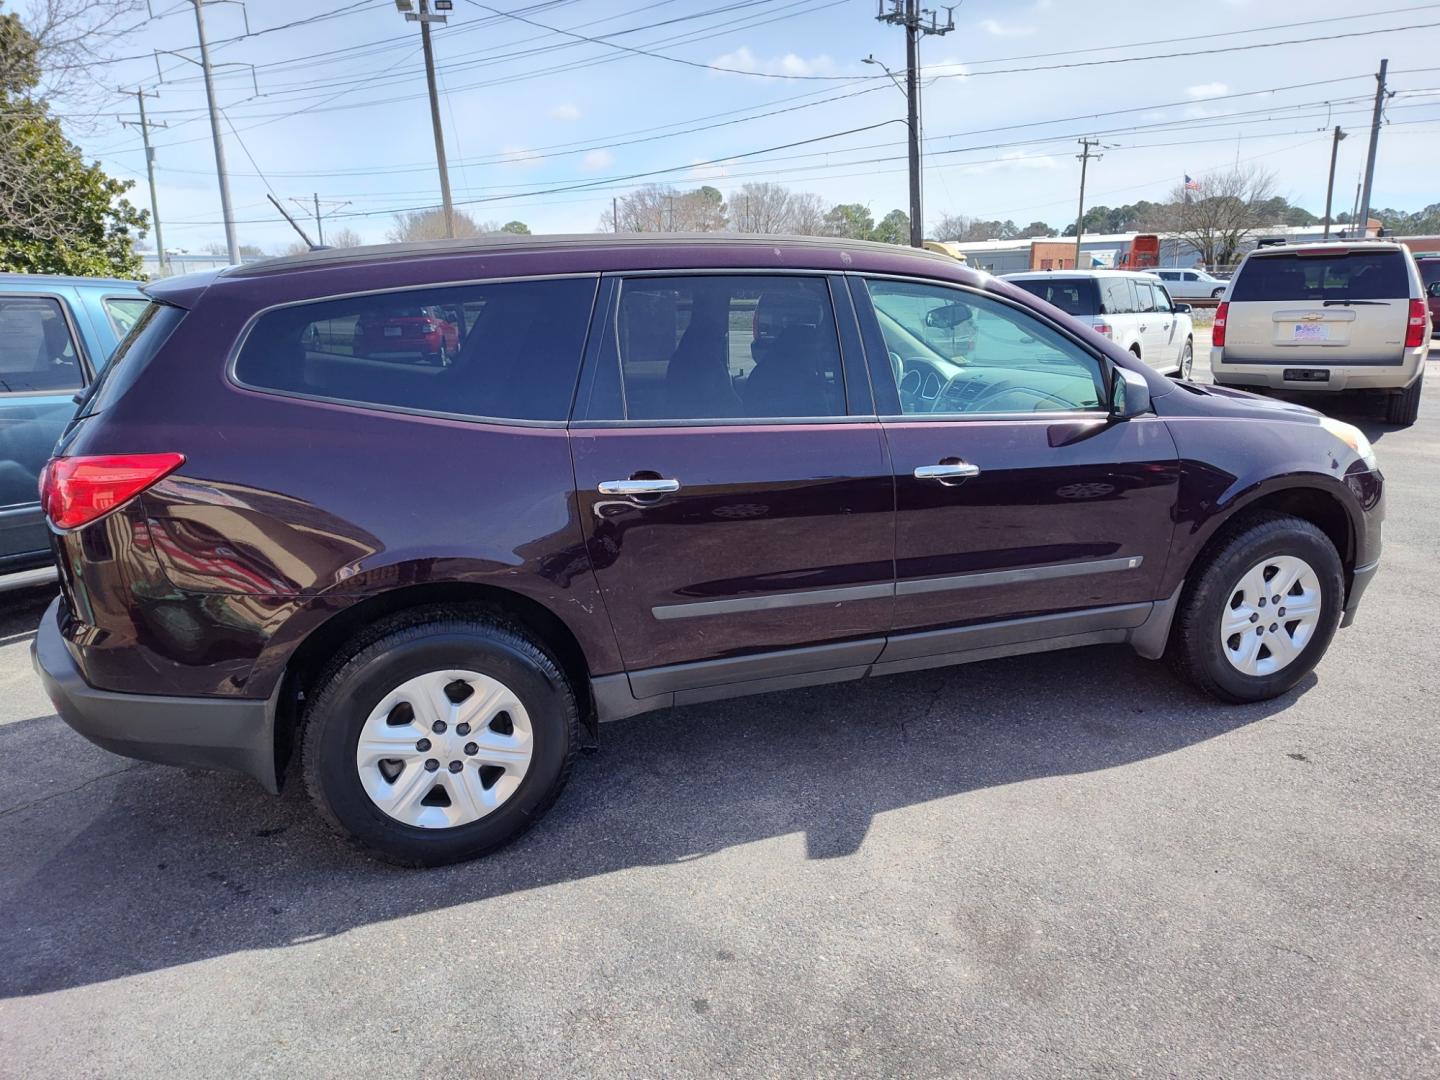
{"left": 1231, "top": 251, "right": 1409, "bottom": 302}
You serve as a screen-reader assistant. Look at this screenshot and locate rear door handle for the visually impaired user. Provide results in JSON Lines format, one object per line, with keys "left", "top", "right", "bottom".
{"left": 914, "top": 463, "right": 981, "bottom": 481}
{"left": 1138, "top": 323, "right": 1149, "bottom": 331}
{"left": 597, "top": 478, "right": 681, "bottom": 496}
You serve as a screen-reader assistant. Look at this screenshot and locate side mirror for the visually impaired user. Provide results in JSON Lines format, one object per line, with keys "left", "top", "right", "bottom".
{"left": 1110, "top": 365, "right": 1152, "bottom": 418}
{"left": 1173, "top": 302, "right": 1192, "bottom": 314}
{"left": 925, "top": 302, "right": 973, "bottom": 329}
{"left": 1428, "top": 282, "right": 1440, "bottom": 298}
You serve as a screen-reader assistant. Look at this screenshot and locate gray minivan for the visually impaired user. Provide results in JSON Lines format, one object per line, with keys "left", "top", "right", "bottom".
{"left": 0, "top": 274, "right": 147, "bottom": 588}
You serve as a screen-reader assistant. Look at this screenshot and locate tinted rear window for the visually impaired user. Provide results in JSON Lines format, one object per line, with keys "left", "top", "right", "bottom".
{"left": 76, "top": 300, "right": 182, "bottom": 416}
{"left": 234, "top": 278, "right": 598, "bottom": 422}
{"left": 1231, "top": 251, "right": 1409, "bottom": 302}
{"left": 1009, "top": 277, "right": 1098, "bottom": 317}
{"left": 1419, "top": 259, "right": 1440, "bottom": 289}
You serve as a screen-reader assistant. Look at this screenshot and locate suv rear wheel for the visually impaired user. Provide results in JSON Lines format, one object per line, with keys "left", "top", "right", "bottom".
{"left": 1169, "top": 512, "right": 1344, "bottom": 703}
{"left": 302, "top": 611, "right": 579, "bottom": 866}
{"left": 1385, "top": 371, "right": 1422, "bottom": 427}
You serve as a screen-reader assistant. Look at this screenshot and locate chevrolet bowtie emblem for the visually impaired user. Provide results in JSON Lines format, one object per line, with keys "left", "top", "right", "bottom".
{"left": 1301, "top": 313, "right": 1324, "bottom": 321}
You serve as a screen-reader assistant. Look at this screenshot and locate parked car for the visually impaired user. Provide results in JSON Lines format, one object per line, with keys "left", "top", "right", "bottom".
{"left": 0, "top": 274, "right": 146, "bottom": 590}
{"left": 1415, "top": 253, "right": 1440, "bottom": 337}
{"left": 1210, "top": 241, "right": 1431, "bottom": 426}
{"left": 352, "top": 304, "right": 461, "bottom": 365}
{"left": 1003, "top": 269, "right": 1195, "bottom": 379}
{"left": 34, "top": 236, "right": 1383, "bottom": 865}
{"left": 1146, "top": 267, "right": 1229, "bottom": 300}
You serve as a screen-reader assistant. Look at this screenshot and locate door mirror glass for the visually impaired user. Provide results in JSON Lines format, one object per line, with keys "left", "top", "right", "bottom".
{"left": 1427, "top": 281, "right": 1440, "bottom": 298}
{"left": 1173, "top": 302, "right": 1192, "bottom": 314}
{"left": 1111, "top": 365, "right": 1152, "bottom": 418}
{"left": 924, "top": 301, "right": 973, "bottom": 329}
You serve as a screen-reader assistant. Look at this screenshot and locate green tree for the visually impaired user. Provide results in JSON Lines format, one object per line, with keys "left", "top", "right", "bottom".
{"left": 0, "top": 11, "right": 147, "bottom": 276}
{"left": 870, "top": 208, "right": 909, "bottom": 245}
{"left": 822, "top": 203, "right": 875, "bottom": 240}
{"left": 500, "top": 220, "right": 530, "bottom": 235}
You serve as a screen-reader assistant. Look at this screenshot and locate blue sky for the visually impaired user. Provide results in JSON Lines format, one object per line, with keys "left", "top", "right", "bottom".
{"left": 60, "top": 0, "right": 1440, "bottom": 252}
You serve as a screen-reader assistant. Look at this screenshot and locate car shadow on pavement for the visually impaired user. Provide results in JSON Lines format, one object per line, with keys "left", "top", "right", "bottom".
{"left": 0, "top": 633, "right": 1307, "bottom": 999}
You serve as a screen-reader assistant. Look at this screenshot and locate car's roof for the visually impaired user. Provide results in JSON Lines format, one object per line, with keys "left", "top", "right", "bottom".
{"left": 0, "top": 272, "right": 143, "bottom": 290}
{"left": 224, "top": 233, "right": 961, "bottom": 278}
{"left": 1243, "top": 240, "right": 1409, "bottom": 257}
{"left": 1003, "top": 269, "right": 1161, "bottom": 280}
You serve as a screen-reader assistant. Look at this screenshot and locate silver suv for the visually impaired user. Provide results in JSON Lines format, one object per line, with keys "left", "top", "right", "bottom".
{"left": 1211, "top": 241, "right": 1430, "bottom": 426}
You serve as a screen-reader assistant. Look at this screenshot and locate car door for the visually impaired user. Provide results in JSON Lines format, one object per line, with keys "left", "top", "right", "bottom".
{"left": 0, "top": 292, "right": 92, "bottom": 569}
{"left": 568, "top": 272, "right": 895, "bottom": 702}
{"left": 1147, "top": 281, "right": 1182, "bottom": 367}
{"left": 1132, "top": 279, "right": 1168, "bottom": 368}
{"left": 849, "top": 275, "right": 1179, "bottom": 668}
{"left": 1097, "top": 276, "right": 1141, "bottom": 355}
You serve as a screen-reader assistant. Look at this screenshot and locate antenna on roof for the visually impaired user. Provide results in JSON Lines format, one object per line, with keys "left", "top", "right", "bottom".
{"left": 266, "top": 194, "right": 325, "bottom": 252}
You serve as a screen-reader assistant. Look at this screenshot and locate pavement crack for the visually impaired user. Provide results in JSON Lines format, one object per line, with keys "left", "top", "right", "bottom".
{"left": 0, "top": 763, "right": 144, "bottom": 820}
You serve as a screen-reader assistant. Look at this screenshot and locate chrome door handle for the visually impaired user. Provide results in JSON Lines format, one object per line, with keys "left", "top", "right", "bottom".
{"left": 597, "top": 478, "right": 681, "bottom": 496}
{"left": 914, "top": 463, "right": 981, "bottom": 480}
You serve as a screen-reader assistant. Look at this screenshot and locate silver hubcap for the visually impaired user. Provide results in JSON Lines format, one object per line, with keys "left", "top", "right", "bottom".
{"left": 1220, "top": 555, "right": 1323, "bottom": 677}
{"left": 355, "top": 669, "right": 533, "bottom": 829}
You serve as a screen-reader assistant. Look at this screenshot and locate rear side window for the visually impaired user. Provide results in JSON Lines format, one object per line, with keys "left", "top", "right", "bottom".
{"left": 1231, "top": 251, "right": 1410, "bottom": 302}
{"left": 76, "top": 301, "right": 183, "bottom": 417}
{"left": 600, "top": 275, "right": 846, "bottom": 421}
{"left": 1008, "top": 278, "right": 1098, "bottom": 317}
{"left": 234, "top": 278, "right": 598, "bottom": 422}
{"left": 102, "top": 297, "right": 150, "bottom": 341}
{"left": 1099, "top": 277, "right": 1137, "bottom": 314}
{"left": 0, "top": 296, "right": 83, "bottom": 393}
{"left": 1418, "top": 259, "right": 1440, "bottom": 290}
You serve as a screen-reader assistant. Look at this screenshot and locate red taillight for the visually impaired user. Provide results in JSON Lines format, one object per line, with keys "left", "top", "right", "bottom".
{"left": 40, "top": 453, "right": 185, "bottom": 530}
{"left": 1212, "top": 301, "right": 1229, "bottom": 347}
{"left": 1093, "top": 321, "right": 1113, "bottom": 338}
{"left": 1405, "top": 298, "right": 1429, "bottom": 348}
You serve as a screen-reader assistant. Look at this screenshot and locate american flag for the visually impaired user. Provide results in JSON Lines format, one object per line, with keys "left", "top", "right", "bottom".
{"left": 1184, "top": 175, "right": 1201, "bottom": 191}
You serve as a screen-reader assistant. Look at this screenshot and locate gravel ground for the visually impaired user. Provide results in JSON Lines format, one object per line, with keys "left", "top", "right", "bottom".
{"left": 0, "top": 351, "right": 1436, "bottom": 1079}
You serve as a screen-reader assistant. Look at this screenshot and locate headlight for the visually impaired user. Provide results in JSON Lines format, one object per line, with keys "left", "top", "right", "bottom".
{"left": 1320, "top": 417, "right": 1378, "bottom": 470}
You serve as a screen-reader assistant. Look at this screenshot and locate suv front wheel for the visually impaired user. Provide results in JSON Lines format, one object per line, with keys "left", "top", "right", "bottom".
{"left": 1169, "top": 512, "right": 1344, "bottom": 703}
{"left": 302, "top": 611, "right": 580, "bottom": 866}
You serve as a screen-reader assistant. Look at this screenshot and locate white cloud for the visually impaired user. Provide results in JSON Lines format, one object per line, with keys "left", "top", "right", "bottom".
{"left": 979, "top": 18, "right": 1035, "bottom": 36}
{"left": 1183, "top": 103, "right": 1232, "bottom": 119}
{"left": 709, "top": 45, "right": 835, "bottom": 77}
{"left": 1187, "top": 82, "right": 1230, "bottom": 99}
{"left": 550, "top": 103, "right": 582, "bottom": 121}
{"left": 582, "top": 149, "right": 614, "bottom": 171}
{"left": 927, "top": 56, "right": 970, "bottom": 78}
{"left": 500, "top": 146, "right": 543, "bottom": 168}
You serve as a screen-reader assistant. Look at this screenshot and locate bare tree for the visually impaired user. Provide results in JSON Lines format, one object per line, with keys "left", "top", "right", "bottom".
{"left": 726, "top": 183, "right": 832, "bottom": 235}
{"left": 787, "top": 192, "right": 827, "bottom": 237}
{"left": 387, "top": 207, "right": 485, "bottom": 243}
{"left": 932, "top": 213, "right": 973, "bottom": 243}
{"left": 326, "top": 226, "right": 365, "bottom": 248}
{"left": 603, "top": 184, "right": 727, "bottom": 233}
{"left": 1156, "top": 165, "right": 1278, "bottom": 267}
{"left": 19, "top": 0, "right": 147, "bottom": 110}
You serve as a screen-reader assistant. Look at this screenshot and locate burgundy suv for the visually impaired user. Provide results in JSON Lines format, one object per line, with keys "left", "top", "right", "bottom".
{"left": 33, "top": 236, "right": 1384, "bottom": 865}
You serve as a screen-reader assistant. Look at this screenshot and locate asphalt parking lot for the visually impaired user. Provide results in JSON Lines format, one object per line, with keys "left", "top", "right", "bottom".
{"left": 2, "top": 347, "right": 1437, "bottom": 1078}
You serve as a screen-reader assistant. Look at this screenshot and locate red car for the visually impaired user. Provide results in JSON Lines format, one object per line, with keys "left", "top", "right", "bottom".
{"left": 353, "top": 304, "right": 460, "bottom": 364}
{"left": 1417, "top": 255, "right": 1440, "bottom": 337}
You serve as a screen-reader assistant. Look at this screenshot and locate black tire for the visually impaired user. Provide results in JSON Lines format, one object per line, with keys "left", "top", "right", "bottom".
{"left": 1385, "top": 371, "right": 1422, "bottom": 427}
{"left": 1173, "top": 338, "right": 1194, "bottom": 381}
{"left": 302, "top": 609, "right": 579, "bottom": 866}
{"left": 1168, "top": 512, "right": 1344, "bottom": 703}
{"left": 1211, "top": 287, "right": 1225, "bottom": 299}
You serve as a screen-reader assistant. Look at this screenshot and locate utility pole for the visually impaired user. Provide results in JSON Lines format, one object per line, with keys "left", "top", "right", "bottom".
{"left": 192, "top": 0, "right": 239, "bottom": 264}
{"left": 875, "top": 0, "right": 954, "bottom": 248}
{"left": 1073, "top": 138, "right": 1101, "bottom": 269}
{"left": 612, "top": 197, "right": 619, "bottom": 233}
{"left": 290, "top": 194, "right": 352, "bottom": 246}
{"left": 1355, "top": 58, "right": 1389, "bottom": 240}
{"left": 120, "top": 89, "right": 168, "bottom": 277}
{"left": 1322, "top": 126, "right": 1347, "bottom": 240}
{"left": 400, "top": 0, "right": 456, "bottom": 239}
{"left": 314, "top": 192, "right": 324, "bottom": 245}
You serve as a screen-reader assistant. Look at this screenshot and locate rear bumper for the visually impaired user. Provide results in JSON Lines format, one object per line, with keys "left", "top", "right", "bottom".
{"left": 1210, "top": 344, "right": 1427, "bottom": 392}
{"left": 32, "top": 597, "right": 279, "bottom": 792}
